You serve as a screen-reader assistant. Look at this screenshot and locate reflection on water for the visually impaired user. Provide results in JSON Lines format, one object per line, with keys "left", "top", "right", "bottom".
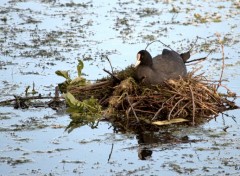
{"left": 0, "top": 0, "right": 240, "bottom": 175}
{"left": 136, "top": 129, "right": 199, "bottom": 160}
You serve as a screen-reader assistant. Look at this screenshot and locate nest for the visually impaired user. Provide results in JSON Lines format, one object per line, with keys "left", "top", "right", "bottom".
{"left": 67, "top": 66, "right": 237, "bottom": 131}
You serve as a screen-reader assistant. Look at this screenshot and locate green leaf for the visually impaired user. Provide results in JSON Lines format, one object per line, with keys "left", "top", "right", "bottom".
{"left": 64, "top": 92, "right": 80, "bottom": 107}
{"left": 64, "top": 92, "right": 101, "bottom": 114}
{"left": 77, "top": 60, "right": 84, "bottom": 77}
{"left": 55, "top": 70, "right": 71, "bottom": 80}
{"left": 66, "top": 107, "right": 83, "bottom": 114}
{"left": 64, "top": 93, "right": 101, "bottom": 127}
{"left": 70, "top": 77, "right": 86, "bottom": 86}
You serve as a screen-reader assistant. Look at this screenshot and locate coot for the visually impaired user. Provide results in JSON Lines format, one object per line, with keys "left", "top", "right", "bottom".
{"left": 134, "top": 49, "right": 187, "bottom": 85}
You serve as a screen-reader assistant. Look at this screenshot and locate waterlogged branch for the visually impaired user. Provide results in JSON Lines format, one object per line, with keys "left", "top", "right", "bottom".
{"left": 0, "top": 95, "right": 55, "bottom": 106}
{"left": 0, "top": 87, "right": 64, "bottom": 109}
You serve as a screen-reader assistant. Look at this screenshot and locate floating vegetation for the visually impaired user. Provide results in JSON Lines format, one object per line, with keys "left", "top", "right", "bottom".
{"left": 193, "top": 13, "right": 222, "bottom": 24}
{"left": 0, "top": 157, "right": 32, "bottom": 166}
{"left": 62, "top": 2, "right": 91, "bottom": 8}
{"left": 137, "top": 8, "right": 160, "bottom": 17}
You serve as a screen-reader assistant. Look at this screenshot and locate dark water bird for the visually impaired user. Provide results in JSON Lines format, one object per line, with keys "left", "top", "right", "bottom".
{"left": 134, "top": 49, "right": 187, "bottom": 85}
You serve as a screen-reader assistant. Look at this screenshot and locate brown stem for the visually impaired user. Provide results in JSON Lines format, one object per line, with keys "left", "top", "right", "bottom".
{"left": 168, "top": 97, "right": 185, "bottom": 120}
{"left": 126, "top": 95, "right": 139, "bottom": 122}
{"left": 216, "top": 38, "right": 225, "bottom": 90}
{"left": 189, "top": 85, "right": 196, "bottom": 125}
{"left": 152, "top": 103, "right": 165, "bottom": 121}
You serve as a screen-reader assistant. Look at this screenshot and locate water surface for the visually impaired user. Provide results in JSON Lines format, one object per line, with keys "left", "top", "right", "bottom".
{"left": 0, "top": 0, "right": 240, "bottom": 175}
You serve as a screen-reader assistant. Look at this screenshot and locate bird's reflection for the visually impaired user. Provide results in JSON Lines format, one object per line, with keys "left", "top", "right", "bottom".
{"left": 136, "top": 131, "right": 190, "bottom": 160}
{"left": 136, "top": 131, "right": 160, "bottom": 160}
{"left": 138, "top": 147, "right": 152, "bottom": 160}
{"left": 112, "top": 125, "right": 193, "bottom": 161}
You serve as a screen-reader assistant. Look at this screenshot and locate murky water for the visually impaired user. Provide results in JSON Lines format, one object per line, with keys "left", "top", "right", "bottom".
{"left": 0, "top": 0, "right": 240, "bottom": 175}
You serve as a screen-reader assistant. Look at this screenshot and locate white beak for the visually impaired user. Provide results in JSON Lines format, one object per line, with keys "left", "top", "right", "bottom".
{"left": 134, "top": 53, "right": 141, "bottom": 67}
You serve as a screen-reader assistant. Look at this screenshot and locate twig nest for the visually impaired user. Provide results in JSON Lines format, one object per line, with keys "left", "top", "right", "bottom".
{"left": 68, "top": 69, "right": 238, "bottom": 131}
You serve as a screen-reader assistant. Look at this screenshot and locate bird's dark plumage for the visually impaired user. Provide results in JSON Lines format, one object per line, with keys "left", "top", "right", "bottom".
{"left": 134, "top": 49, "right": 187, "bottom": 85}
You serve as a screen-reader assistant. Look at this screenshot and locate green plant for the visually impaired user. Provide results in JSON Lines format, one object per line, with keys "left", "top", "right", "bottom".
{"left": 55, "top": 60, "right": 87, "bottom": 93}
{"left": 64, "top": 92, "right": 101, "bottom": 132}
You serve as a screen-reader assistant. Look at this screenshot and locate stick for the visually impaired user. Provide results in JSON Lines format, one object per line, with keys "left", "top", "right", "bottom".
{"left": 152, "top": 103, "right": 165, "bottom": 121}
{"left": 108, "top": 143, "right": 114, "bottom": 162}
{"left": 168, "top": 97, "right": 184, "bottom": 120}
{"left": 216, "top": 37, "right": 225, "bottom": 90}
{"left": 126, "top": 95, "right": 139, "bottom": 122}
{"left": 105, "top": 55, "right": 114, "bottom": 75}
{"left": 134, "top": 109, "right": 156, "bottom": 114}
{"left": 173, "top": 102, "right": 190, "bottom": 117}
{"left": 0, "top": 95, "right": 55, "bottom": 105}
{"left": 189, "top": 85, "right": 196, "bottom": 125}
{"left": 145, "top": 40, "right": 174, "bottom": 51}
{"left": 185, "top": 57, "right": 206, "bottom": 64}
{"left": 103, "top": 69, "right": 120, "bottom": 82}
{"left": 185, "top": 50, "right": 213, "bottom": 64}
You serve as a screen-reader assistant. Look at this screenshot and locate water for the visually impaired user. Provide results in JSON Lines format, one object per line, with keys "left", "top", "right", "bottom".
{"left": 0, "top": 0, "right": 240, "bottom": 175}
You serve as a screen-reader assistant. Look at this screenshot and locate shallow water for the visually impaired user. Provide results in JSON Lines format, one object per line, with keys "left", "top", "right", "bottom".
{"left": 0, "top": 0, "right": 240, "bottom": 175}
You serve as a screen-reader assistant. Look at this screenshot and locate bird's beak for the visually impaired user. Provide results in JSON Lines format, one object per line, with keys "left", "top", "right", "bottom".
{"left": 134, "top": 53, "right": 141, "bottom": 68}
